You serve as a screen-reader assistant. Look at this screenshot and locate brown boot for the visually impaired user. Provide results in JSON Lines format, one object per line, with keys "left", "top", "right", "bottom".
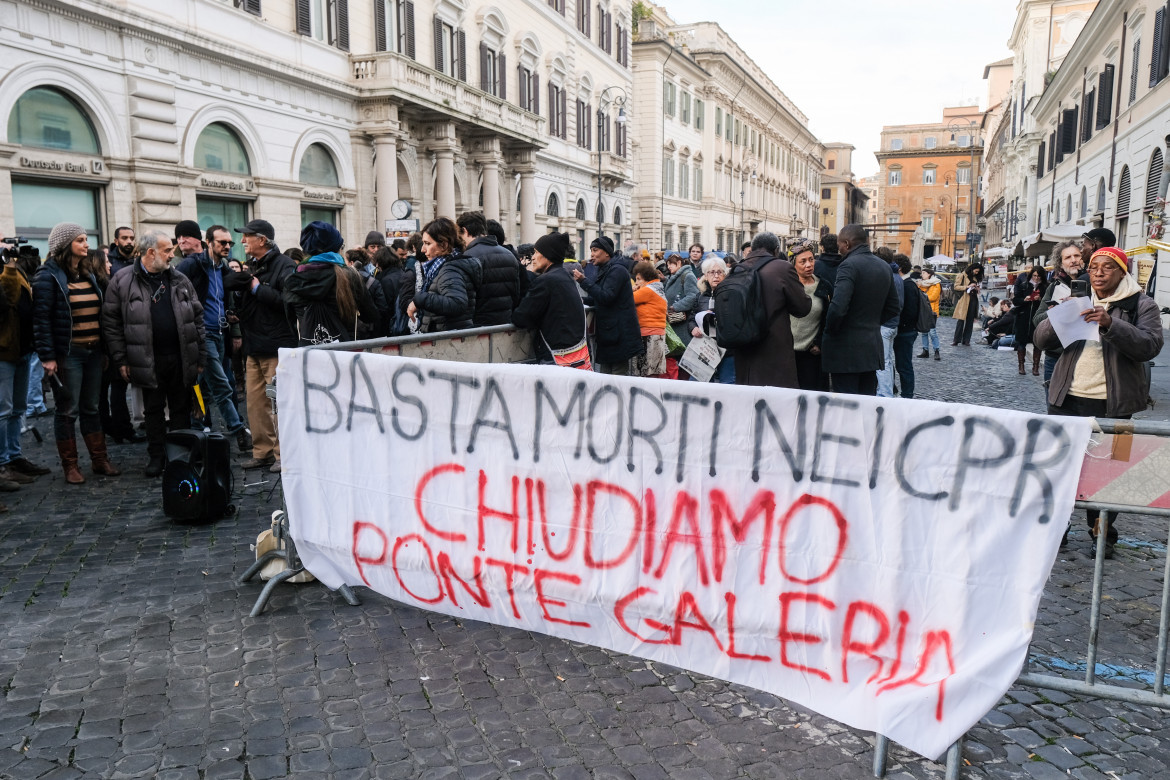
{"left": 57, "top": 439, "right": 86, "bottom": 484}
{"left": 1017, "top": 349, "right": 1026, "bottom": 375}
{"left": 1032, "top": 349, "right": 1041, "bottom": 376}
{"left": 83, "top": 432, "right": 122, "bottom": 476}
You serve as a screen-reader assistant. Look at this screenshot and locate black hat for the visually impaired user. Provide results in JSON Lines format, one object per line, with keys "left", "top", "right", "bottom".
{"left": 517, "top": 243, "right": 535, "bottom": 259}
{"left": 534, "top": 232, "right": 573, "bottom": 265}
{"left": 364, "top": 230, "right": 386, "bottom": 247}
{"left": 1082, "top": 227, "right": 1116, "bottom": 247}
{"left": 300, "top": 221, "right": 344, "bottom": 255}
{"left": 236, "top": 219, "right": 275, "bottom": 241}
{"left": 175, "top": 220, "right": 202, "bottom": 241}
{"left": 590, "top": 236, "right": 614, "bottom": 257}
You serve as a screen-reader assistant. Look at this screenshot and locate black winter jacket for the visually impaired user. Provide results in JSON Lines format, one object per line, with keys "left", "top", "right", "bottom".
{"left": 377, "top": 266, "right": 408, "bottom": 335}
{"left": 511, "top": 265, "right": 587, "bottom": 352}
{"left": 355, "top": 267, "right": 390, "bottom": 338}
{"left": 577, "top": 259, "right": 643, "bottom": 364}
{"left": 411, "top": 255, "right": 483, "bottom": 333}
{"left": 108, "top": 244, "right": 137, "bottom": 278}
{"left": 102, "top": 262, "right": 207, "bottom": 389}
{"left": 284, "top": 261, "right": 380, "bottom": 346}
{"left": 175, "top": 252, "right": 226, "bottom": 317}
{"left": 465, "top": 236, "right": 525, "bottom": 326}
{"left": 32, "top": 258, "right": 103, "bottom": 363}
{"left": 815, "top": 252, "right": 844, "bottom": 291}
{"left": 898, "top": 277, "right": 921, "bottom": 334}
{"left": 230, "top": 247, "right": 297, "bottom": 357}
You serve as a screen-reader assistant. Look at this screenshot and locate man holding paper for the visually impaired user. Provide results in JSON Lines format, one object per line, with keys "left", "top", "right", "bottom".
{"left": 1033, "top": 240, "right": 1085, "bottom": 382}
{"left": 1033, "top": 246, "right": 1163, "bottom": 557}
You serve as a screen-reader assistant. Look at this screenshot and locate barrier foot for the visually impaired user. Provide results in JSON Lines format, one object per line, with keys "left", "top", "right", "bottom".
{"left": 339, "top": 583, "right": 361, "bottom": 606}
{"left": 248, "top": 566, "right": 303, "bottom": 617}
{"left": 872, "top": 734, "right": 889, "bottom": 777}
{"left": 945, "top": 738, "right": 963, "bottom": 780}
{"left": 237, "top": 550, "right": 287, "bottom": 584}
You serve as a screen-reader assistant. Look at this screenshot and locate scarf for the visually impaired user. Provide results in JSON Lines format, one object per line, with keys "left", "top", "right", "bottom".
{"left": 421, "top": 255, "right": 449, "bottom": 291}
{"left": 307, "top": 251, "right": 345, "bottom": 267}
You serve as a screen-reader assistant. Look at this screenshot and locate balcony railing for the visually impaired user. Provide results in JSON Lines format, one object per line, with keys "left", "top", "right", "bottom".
{"left": 592, "top": 150, "right": 631, "bottom": 184}
{"left": 351, "top": 52, "right": 545, "bottom": 143}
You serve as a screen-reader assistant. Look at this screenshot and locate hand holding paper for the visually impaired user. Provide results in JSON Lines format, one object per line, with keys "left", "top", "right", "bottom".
{"left": 1047, "top": 296, "right": 1100, "bottom": 346}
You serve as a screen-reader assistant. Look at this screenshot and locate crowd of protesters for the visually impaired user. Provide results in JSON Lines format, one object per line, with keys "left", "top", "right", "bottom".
{"left": 1, "top": 218, "right": 1163, "bottom": 553}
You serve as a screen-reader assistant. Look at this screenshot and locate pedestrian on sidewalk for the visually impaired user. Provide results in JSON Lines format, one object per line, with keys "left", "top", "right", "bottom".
{"left": 1033, "top": 246, "right": 1163, "bottom": 558}
{"left": 102, "top": 230, "right": 207, "bottom": 478}
{"left": 1012, "top": 265, "right": 1047, "bottom": 375}
{"left": 511, "top": 232, "right": 590, "bottom": 370}
{"left": 32, "top": 223, "right": 122, "bottom": 483}
{"left": 630, "top": 261, "right": 668, "bottom": 378}
{"left": 286, "top": 222, "right": 380, "bottom": 346}
{"left": 916, "top": 265, "right": 942, "bottom": 360}
{"left": 874, "top": 247, "right": 903, "bottom": 398}
{"left": 403, "top": 217, "right": 481, "bottom": 334}
{"left": 789, "top": 238, "right": 830, "bottom": 391}
{"left": 893, "top": 254, "right": 920, "bottom": 398}
{"left": 571, "top": 237, "right": 643, "bottom": 375}
{"left": 951, "top": 262, "right": 984, "bottom": 346}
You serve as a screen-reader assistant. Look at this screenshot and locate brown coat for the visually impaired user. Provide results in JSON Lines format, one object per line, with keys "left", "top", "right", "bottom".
{"left": 732, "top": 249, "right": 813, "bottom": 388}
{"left": 1033, "top": 290, "right": 1163, "bottom": 417}
{"left": 0, "top": 265, "right": 33, "bottom": 361}
{"left": 951, "top": 271, "right": 980, "bottom": 321}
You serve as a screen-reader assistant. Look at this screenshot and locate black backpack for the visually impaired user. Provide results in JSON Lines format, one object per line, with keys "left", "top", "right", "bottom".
{"left": 915, "top": 288, "right": 937, "bottom": 332}
{"left": 712, "top": 256, "right": 777, "bottom": 349}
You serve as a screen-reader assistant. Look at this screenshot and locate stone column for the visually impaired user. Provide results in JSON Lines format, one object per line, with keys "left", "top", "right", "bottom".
{"left": 482, "top": 159, "right": 501, "bottom": 222}
{"left": 435, "top": 149, "right": 456, "bottom": 219}
{"left": 374, "top": 135, "right": 399, "bottom": 232}
{"left": 518, "top": 169, "right": 537, "bottom": 245}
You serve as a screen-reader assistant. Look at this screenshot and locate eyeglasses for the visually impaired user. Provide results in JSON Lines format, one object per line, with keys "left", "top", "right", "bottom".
{"left": 150, "top": 281, "right": 167, "bottom": 303}
{"left": 215, "top": 239, "right": 235, "bottom": 247}
{"left": 705, "top": 269, "right": 726, "bottom": 277}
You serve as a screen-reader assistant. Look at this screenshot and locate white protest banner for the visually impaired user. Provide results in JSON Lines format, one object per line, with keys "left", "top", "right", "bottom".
{"left": 277, "top": 349, "right": 1091, "bottom": 760}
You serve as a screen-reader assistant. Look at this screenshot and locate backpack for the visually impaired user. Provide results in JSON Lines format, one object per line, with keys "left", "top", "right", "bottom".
{"left": 915, "top": 288, "right": 937, "bottom": 332}
{"left": 712, "top": 256, "right": 777, "bottom": 349}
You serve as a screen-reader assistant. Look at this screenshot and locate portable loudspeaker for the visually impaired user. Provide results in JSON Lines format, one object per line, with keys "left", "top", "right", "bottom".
{"left": 162, "top": 429, "right": 233, "bottom": 522}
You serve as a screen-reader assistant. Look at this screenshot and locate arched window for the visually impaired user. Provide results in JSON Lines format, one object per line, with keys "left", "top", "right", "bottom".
{"left": 7, "top": 86, "right": 100, "bottom": 154}
{"left": 1096, "top": 178, "right": 1106, "bottom": 213}
{"left": 596, "top": 203, "right": 605, "bottom": 224}
{"left": 298, "top": 143, "right": 339, "bottom": 186}
{"left": 1054, "top": 202, "right": 1060, "bottom": 223}
{"left": 546, "top": 191, "right": 560, "bottom": 217}
{"left": 194, "top": 122, "right": 251, "bottom": 174}
{"left": 613, "top": 205, "right": 622, "bottom": 225}
{"left": 1117, "top": 166, "right": 1131, "bottom": 216}
{"left": 575, "top": 199, "right": 586, "bottom": 220}
{"left": 1146, "top": 148, "right": 1164, "bottom": 211}
{"left": 1080, "top": 186, "right": 1087, "bottom": 219}
{"left": 1066, "top": 194, "right": 1072, "bottom": 221}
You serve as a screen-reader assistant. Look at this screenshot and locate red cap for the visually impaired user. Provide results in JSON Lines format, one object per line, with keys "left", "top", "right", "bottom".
{"left": 1090, "top": 246, "right": 1130, "bottom": 270}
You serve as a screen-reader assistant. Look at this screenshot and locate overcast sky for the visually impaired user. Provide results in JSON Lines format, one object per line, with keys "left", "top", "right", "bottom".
{"left": 659, "top": 0, "right": 1019, "bottom": 177}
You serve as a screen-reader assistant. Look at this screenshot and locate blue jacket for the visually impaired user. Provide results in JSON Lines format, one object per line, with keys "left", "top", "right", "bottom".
{"left": 577, "top": 259, "right": 643, "bottom": 364}
{"left": 32, "top": 258, "right": 103, "bottom": 363}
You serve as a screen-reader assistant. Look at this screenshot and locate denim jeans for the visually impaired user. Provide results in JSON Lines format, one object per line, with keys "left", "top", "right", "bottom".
{"left": 877, "top": 325, "right": 897, "bottom": 397}
{"left": 26, "top": 352, "right": 47, "bottom": 414}
{"left": 688, "top": 355, "right": 736, "bottom": 384}
{"left": 51, "top": 344, "right": 104, "bottom": 441}
{"left": 919, "top": 328, "right": 940, "bottom": 352}
{"left": 199, "top": 332, "right": 243, "bottom": 432}
{"left": 893, "top": 331, "right": 917, "bottom": 399}
{"left": 0, "top": 356, "right": 30, "bottom": 464}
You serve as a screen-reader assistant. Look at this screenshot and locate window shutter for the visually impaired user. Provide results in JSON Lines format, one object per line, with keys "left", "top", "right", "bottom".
{"left": 1130, "top": 38, "right": 1141, "bottom": 104}
{"left": 1118, "top": 166, "right": 1132, "bottom": 215}
{"left": 403, "top": 1, "right": 416, "bottom": 60}
{"left": 433, "top": 17, "right": 444, "bottom": 71}
{"left": 1081, "top": 89, "right": 1094, "bottom": 142}
{"left": 479, "top": 43, "right": 490, "bottom": 91}
{"left": 456, "top": 29, "right": 467, "bottom": 81}
{"left": 560, "top": 88, "right": 567, "bottom": 139}
{"left": 1037, "top": 142, "right": 1045, "bottom": 178}
{"left": 498, "top": 53, "right": 506, "bottom": 100}
{"left": 1096, "top": 64, "right": 1114, "bottom": 128}
{"left": 1147, "top": 149, "right": 1165, "bottom": 211}
{"left": 547, "top": 82, "right": 555, "bottom": 132}
{"left": 1048, "top": 131, "right": 1056, "bottom": 168}
{"left": 1065, "top": 106, "right": 1078, "bottom": 152}
{"left": 533, "top": 73, "right": 539, "bottom": 114}
{"left": 236, "top": 0, "right": 262, "bottom": 15}
{"left": 335, "top": 0, "right": 350, "bottom": 51}
{"left": 585, "top": 2, "right": 591, "bottom": 37}
{"left": 1152, "top": 7, "right": 1166, "bottom": 87}
{"left": 295, "top": 0, "right": 311, "bottom": 36}
{"left": 375, "top": 0, "right": 387, "bottom": 51}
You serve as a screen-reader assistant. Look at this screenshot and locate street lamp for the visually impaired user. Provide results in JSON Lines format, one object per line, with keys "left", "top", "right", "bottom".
{"left": 739, "top": 159, "right": 757, "bottom": 250}
{"left": 597, "top": 86, "right": 627, "bottom": 239}
{"left": 947, "top": 119, "right": 979, "bottom": 258}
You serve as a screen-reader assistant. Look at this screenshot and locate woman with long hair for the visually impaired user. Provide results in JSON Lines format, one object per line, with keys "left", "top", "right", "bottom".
{"left": 950, "top": 262, "right": 984, "bottom": 346}
{"left": 402, "top": 218, "right": 481, "bottom": 333}
{"left": 283, "top": 222, "right": 379, "bottom": 346}
{"left": 1012, "top": 264, "right": 1048, "bottom": 375}
{"left": 31, "top": 223, "right": 121, "bottom": 483}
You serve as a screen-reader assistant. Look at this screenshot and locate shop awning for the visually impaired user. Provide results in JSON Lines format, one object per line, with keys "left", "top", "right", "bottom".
{"left": 1021, "top": 225, "right": 1086, "bottom": 257}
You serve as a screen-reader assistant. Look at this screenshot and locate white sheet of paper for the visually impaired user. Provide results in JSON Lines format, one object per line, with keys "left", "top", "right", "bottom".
{"left": 1049, "top": 283, "right": 1071, "bottom": 303}
{"left": 1047, "top": 296, "right": 1100, "bottom": 346}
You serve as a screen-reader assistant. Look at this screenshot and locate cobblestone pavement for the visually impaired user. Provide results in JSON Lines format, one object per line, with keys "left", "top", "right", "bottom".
{"left": 2, "top": 335, "right": 1169, "bottom": 780}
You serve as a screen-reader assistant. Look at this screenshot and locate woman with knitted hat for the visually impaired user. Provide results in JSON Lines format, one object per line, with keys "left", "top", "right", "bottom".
{"left": 511, "top": 232, "right": 591, "bottom": 369}
{"left": 283, "top": 221, "right": 379, "bottom": 346}
{"left": 1034, "top": 246, "right": 1164, "bottom": 558}
{"left": 31, "top": 222, "right": 121, "bottom": 483}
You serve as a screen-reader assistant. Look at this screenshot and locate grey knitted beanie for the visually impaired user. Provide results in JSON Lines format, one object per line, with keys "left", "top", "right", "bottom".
{"left": 48, "top": 222, "right": 86, "bottom": 257}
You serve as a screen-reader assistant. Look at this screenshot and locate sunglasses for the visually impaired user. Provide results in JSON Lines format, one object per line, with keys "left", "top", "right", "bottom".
{"left": 215, "top": 239, "right": 235, "bottom": 247}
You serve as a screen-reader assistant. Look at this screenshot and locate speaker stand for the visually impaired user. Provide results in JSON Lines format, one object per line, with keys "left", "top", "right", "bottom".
{"left": 237, "top": 509, "right": 362, "bottom": 616}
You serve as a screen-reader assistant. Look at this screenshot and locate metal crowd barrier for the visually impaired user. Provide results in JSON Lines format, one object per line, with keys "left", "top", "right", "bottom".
{"left": 237, "top": 324, "right": 541, "bottom": 615}
{"left": 874, "top": 417, "right": 1170, "bottom": 778}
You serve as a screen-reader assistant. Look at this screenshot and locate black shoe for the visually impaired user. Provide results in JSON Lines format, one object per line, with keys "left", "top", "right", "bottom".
{"left": 934, "top": 350, "right": 941, "bottom": 360}
{"left": 110, "top": 428, "right": 146, "bottom": 444}
{"left": 1091, "top": 539, "right": 1115, "bottom": 560}
{"left": 7, "top": 458, "right": 51, "bottom": 477}
{"left": 234, "top": 427, "right": 253, "bottom": 453}
{"left": 144, "top": 455, "right": 166, "bottom": 478}
{"left": 917, "top": 350, "right": 929, "bottom": 358}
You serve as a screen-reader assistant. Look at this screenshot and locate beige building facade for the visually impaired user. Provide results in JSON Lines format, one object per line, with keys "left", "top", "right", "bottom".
{"left": 630, "top": 6, "right": 822, "bottom": 254}
{"left": 819, "top": 143, "right": 867, "bottom": 235}
{"left": 0, "top": 0, "right": 633, "bottom": 258}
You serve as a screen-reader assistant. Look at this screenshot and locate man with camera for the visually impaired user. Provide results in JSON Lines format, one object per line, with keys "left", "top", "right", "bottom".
{"left": 176, "top": 224, "right": 251, "bottom": 452}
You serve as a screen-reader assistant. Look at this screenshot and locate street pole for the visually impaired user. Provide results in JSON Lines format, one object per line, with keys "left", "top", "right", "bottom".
{"left": 597, "top": 86, "right": 627, "bottom": 241}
